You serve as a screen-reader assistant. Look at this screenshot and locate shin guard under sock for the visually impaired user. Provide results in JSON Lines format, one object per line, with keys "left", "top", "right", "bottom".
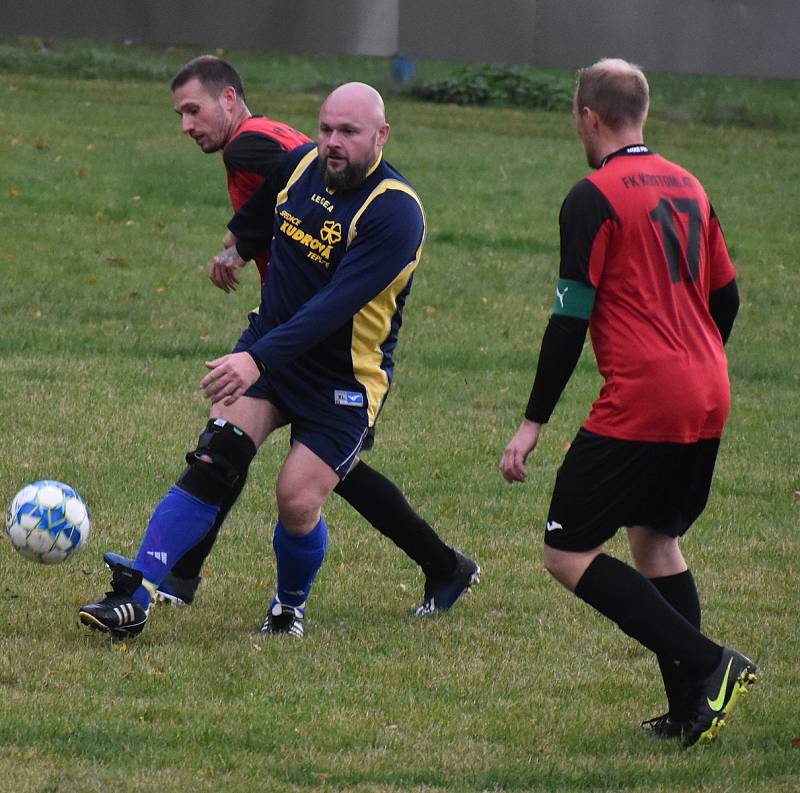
{"left": 650, "top": 569, "right": 702, "bottom": 719}
{"left": 574, "top": 554, "right": 721, "bottom": 679}
{"left": 131, "top": 486, "right": 220, "bottom": 609}
{"left": 272, "top": 517, "right": 328, "bottom": 607}
{"left": 334, "top": 462, "right": 455, "bottom": 578}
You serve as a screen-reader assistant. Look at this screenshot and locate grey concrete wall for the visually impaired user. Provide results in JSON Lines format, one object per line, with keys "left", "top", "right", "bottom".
{"left": 531, "top": 0, "right": 800, "bottom": 80}
{"left": 1, "top": 0, "right": 401, "bottom": 56}
{"left": 398, "top": 0, "right": 800, "bottom": 79}
{"left": 2, "top": 1, "right": 799, "bottom": 79}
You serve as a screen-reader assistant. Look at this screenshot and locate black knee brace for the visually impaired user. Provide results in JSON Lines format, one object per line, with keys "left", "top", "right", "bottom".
{"left": 176, "top": 419, "right": 257, "bottom": 505}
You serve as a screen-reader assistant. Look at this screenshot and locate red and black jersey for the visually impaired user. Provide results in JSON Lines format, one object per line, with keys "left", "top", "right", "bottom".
{"left": 223, "top": 116, "right": 311, "bottom": 282}
{"left": 560, "top": 146, "right": 736, "bottom": 443}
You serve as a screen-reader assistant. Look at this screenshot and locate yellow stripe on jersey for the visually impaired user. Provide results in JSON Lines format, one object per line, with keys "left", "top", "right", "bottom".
{"left": 347, "top": 178, "right": 426, "bottom": 424}
{"left": 346, "top": 179, "right": 426, "bottom": 247}
{"left": 276, "top": 148, "right": 319, "bottom": 208}
{"left": 351, "top": 258, "right": 419, "bottom": 425}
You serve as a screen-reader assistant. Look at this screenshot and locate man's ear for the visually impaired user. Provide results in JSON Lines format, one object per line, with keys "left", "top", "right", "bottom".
{"left": 377, "top": 122, "right": 390, "bottom": 149}
{"left": 221, "top": 85, "right": 238, "bottom": 111}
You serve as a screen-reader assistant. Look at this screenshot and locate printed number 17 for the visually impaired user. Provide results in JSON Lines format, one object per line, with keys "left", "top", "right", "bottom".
{"left": 649, "top": 197, "right": 701, "bottom": 283}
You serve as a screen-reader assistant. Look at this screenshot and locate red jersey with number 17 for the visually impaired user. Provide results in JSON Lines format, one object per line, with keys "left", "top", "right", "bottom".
{"left": 559, "top": 146, "right": 737, "bottom": 443}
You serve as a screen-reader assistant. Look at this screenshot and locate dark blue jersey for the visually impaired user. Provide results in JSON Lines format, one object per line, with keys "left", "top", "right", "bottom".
{"left": 230, "top": 143, "right": 426, "bottom": 426}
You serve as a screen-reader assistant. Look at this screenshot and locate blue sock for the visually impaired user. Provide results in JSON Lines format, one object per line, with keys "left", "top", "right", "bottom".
{"left": 272, "top": 517, "right": 328, "bottom": 608}
{"left": 131, "top": 486, "right": 220, "bottom": 609}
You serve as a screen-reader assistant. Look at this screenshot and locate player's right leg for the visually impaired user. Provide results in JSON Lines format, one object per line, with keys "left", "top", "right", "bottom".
{"left": 79, "top": 396, "right": 285, "bottom": 639}
{"left": 95, "top": 313, "right": 276, "bottom": 607}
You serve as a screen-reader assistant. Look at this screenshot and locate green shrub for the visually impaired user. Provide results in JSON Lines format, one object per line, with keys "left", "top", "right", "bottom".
{"left": 411, "top": 64, "right": 572, "bottom": 110}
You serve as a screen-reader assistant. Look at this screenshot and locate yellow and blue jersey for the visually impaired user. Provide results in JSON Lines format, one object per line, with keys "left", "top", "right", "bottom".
{"left": 231, "top": 142, "right": 425, "bottom": 427}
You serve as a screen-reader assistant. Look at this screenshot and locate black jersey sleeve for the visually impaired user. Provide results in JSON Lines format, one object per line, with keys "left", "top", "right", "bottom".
{"left": 524, "top": 314, "right": 589, "bottom": 423}
{"left": 708, "top": 277, "right": 739, "bottom": 344}
{"left": 559, "top": 178, "right": 618, "bottom": 284}
{"left": 230, "top": 143, "right": 316, "bottom": 260}
{"left": 222, "top": 132, "right": 288, "bottom": 177}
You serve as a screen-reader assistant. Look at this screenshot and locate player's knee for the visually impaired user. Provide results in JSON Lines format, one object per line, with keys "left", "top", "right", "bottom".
{"left": 176, "top": 419, "right": 257, "bottom": 505}
{"left": 275, "top": 486, "right": 323, "bottom": 535}
{"left": 543, "top": 545, "right": 594, "bottom": 592}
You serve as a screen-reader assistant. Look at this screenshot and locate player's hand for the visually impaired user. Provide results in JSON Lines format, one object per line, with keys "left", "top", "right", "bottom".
{"left": 201, "top": 352, "right": 260, "bottom": 406}
{"left": 500, "top": 419, "right": 542, "bottom": 483}
{"left": 208, "top": 245, "right": 246, "bottom": 293}
{"left": 222, "top": 230, "right": 237, "bottom": 249}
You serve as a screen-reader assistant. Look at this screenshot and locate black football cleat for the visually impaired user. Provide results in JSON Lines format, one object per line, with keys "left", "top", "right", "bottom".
{"left": 682, "top": 646, "right": 759, "bottom": 747}
{"left": 414, "top": 548, "right": 480, "bottom": 616}
{"left": 79, "top": 561, "right": 149, "bottom": 639}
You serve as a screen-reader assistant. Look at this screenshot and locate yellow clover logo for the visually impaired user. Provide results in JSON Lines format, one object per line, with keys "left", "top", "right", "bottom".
{"left": 319, "top": 220, "right": 342, "bottom": 245}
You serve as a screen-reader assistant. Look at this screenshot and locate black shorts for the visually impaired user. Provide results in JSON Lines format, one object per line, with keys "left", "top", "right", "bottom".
{"left": 544, "top": 428, "right": 721, "bottom": 552}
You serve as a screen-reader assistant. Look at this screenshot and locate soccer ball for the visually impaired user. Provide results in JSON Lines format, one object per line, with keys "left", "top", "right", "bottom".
{"left": 5, "top": 480, "right": 91, "bottom": 564}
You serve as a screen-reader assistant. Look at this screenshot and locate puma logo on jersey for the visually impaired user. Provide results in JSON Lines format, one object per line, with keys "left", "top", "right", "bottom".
{"left": 556, "top": 286, "right": 569, "bottom": 308}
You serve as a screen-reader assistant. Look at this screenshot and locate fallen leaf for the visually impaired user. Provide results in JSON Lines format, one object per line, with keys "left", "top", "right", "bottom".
{"left": 9, "top": 186, "right": 20, "bottom": 196}
{"left": 791, "top": 737, "right": 800, "bottom": 747}
{"left": 78, "top": 167, "right": 87, "bottom": 177}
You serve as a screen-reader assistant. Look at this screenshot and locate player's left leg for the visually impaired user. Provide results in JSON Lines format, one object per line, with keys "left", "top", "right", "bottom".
{"left": 333, "top": 459, "right": 479, "bottom": 615}
{"left": 628, "top": 526, "right": 698, "bottom": 737}
{"left": 261, "top": 441, "right": 339, "bottom": 637}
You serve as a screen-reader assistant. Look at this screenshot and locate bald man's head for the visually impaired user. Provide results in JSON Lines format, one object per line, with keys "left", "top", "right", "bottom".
{"left": 574, "top": 58, "right": 650, "bottom": 130}
{"left": 318, "top": 82, "right": 390, "bottom": 190}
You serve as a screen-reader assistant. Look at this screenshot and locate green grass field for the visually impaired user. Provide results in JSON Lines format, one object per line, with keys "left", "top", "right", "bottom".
{"left": 0, "top": 41, "right": 798, "bottom": 792}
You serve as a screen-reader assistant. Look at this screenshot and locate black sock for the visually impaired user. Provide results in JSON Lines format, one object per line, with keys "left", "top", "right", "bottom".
{"left": 574, "top": 554, "right": 721, "bottom": 679}
{"left": 171, "top": 473, "right": 246, "bottom": 580}
{"left": 650, "top": 570, "right": 701, "bottom": 719}
{"left": 334, "top": 461, "right": 455, "bottom": 578}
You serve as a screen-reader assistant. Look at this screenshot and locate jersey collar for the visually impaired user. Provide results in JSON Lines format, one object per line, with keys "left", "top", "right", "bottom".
{"left": 599, "top": 144, "right": 651, "bottom": 168}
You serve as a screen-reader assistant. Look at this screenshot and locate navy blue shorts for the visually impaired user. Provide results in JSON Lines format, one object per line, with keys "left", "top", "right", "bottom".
{"left": 233, "top": 312, "right": 370, "bottom": 479}
{"left": 544, "top": 428, "right": 721, "bottom": 552}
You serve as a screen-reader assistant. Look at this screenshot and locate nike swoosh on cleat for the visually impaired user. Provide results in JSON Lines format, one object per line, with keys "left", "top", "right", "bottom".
{"left": 707, "top": 657, "right": 733, "bottom": 711}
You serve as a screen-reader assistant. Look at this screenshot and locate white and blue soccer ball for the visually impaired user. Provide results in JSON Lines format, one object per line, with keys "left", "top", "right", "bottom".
{"left": 5, "top": 480, "right": 91, "bottom": 564}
